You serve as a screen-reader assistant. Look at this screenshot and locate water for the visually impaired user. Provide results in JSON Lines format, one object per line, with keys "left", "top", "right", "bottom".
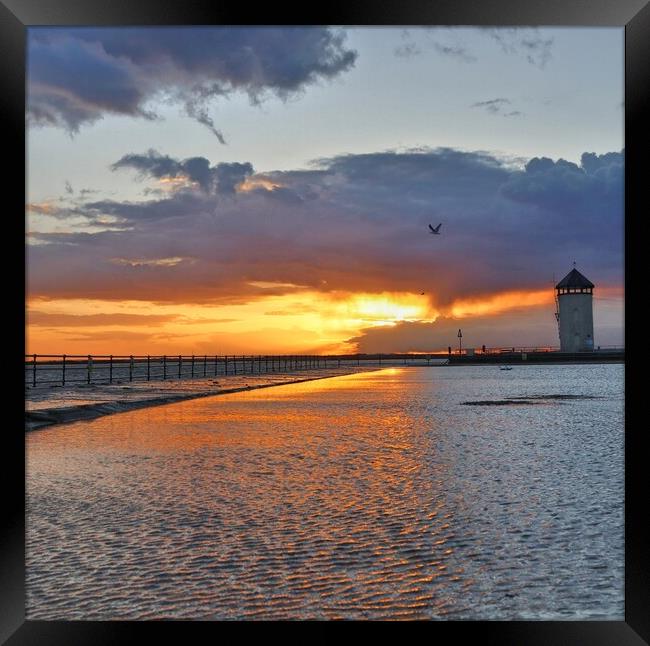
{"left": 26, "top": 364, "right": 624, "bottom": 620}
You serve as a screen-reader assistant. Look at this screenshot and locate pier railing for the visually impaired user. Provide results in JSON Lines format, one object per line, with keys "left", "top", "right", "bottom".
{"left": 24, "top": 353, "right": 450, "bottom": 388}
{"left": 24, "top": 347, "right": 625, "bottom": 387}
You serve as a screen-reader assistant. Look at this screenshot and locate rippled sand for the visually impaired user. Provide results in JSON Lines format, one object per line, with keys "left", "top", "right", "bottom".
{"left": 26, "top": 365, "right": 624, "bottom": 620}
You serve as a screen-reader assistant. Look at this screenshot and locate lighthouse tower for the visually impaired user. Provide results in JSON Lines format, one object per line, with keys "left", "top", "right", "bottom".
{"left": 555, "top": 266, "right": 595, "bottom": 352}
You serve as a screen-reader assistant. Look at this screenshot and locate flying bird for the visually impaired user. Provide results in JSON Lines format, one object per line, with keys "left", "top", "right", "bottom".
{"left": 429, "top": 223, "right": 442, "bottom": 234}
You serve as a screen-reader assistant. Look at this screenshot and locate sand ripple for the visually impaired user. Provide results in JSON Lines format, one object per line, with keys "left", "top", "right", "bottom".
{"left": 26, "top": 365, "right": 624, "bottom": 620}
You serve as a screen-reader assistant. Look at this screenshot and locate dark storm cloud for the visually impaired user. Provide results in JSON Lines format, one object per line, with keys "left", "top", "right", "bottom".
{"left": 348, "top": 310, "right": 559, "bottom": 353}
{"left": 28, "top": 147, "right": 624, "bottom": 305}
{"left": 111, "top": 150, "right": 253, "bottom": 195}
{"left": 213, "top": 162, "right": 255, "bottom": 196}
{"left": 111, "top": 150, "right": 188, "bottom": 183}
{"left": 82, "top": 191, "right": 214, "bottom": 221}
{"left": 500, "top": 151, "right": 623, "bottom": 215}
{"left": 27, "top": 27, "right": 358, "bottom": 136}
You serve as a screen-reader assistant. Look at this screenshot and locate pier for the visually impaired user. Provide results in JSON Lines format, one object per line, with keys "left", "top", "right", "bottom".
{"left": 25, "top": 347, "right": 624, "bottom": 388}
{"left": 447, "top": 348, "right": 624, "bottom": 365}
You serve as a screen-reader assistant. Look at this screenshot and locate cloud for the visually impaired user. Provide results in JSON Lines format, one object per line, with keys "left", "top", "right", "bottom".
{"left": 347, "top": 308, "right": 559, "bottom": 353}
{"left": 110, "top": 256, "right": 191, "bottom": 268}
{"left": 471, "top": 98, "right": 511, "bottom": 114}
{"left": 27, "top": 27, "right": 358, "bottom": 138}
{"left": 59, "top": 330, "right": 157, "bottom": 343}
{"left": 28, "top": 311, "right": 176, "bottom": 327}
{"left": 431, "top": 42, "right": 477, "bottom": 63}
{"left": 184, "top": 100, "right": 227, "bottom": 144}
{"left": 500, "top": 151, "right": 623, "bottom": 214}
{"left": 110, "top": 149, "right": 253, "bottom": 195}
{"left": 394, "top": 29, "right": 477, "bottom": 63}
{"left": 394, "top": 27, "right": 553, "bottom": 66}
{"left": 28, "top": 147, "right": 624, "bottom": 308}
{"left": 471, "top": 98, "right": 525, "bottom": 117}
{"left": 394, "top": 42, "right": 422, "bottom": 58}
{"left": 27, "top": 201, "right": 59, "bottom": 215}
{"left": 485, "top": 28, "right": 553, "bottom": 68}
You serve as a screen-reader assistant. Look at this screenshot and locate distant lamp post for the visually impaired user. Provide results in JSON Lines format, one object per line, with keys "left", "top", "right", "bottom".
{"left": 457, "top": 328, "right": 462, "bottom": 355}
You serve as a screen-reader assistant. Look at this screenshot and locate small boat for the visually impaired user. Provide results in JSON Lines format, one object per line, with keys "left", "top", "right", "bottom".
{"left": 500, "top": 365, "right": 513, "bottom": 371}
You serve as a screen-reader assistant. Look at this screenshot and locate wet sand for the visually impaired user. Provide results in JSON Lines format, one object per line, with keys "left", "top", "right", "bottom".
{"left": 25, "top": 366, "right": 381, "bottom": 431}
{"left": 26, "top": 365, "right": 624, "bottom": 620}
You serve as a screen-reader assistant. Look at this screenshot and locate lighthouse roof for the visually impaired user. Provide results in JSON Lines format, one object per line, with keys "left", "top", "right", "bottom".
{"left": 555, "top": 268, "right": 594, "bottom": 289}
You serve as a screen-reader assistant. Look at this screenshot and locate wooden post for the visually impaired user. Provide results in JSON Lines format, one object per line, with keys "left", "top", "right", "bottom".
{"left": 163, "top": 355, "right": 167, "bottom": 380}
{"left": 62, "top": 354, "right": 66, "bottom": 386}
{"left": 110, "top": 355, "right": 114, "bottom": 384}
{"left": 129, "top": 355, "right": 134, "bottom": 382}
{"left": 146, "top": 355, "right": 150, "bottom": 381}
{"left": 32, "top": 354, "right": 37, "bottom": 387}
{"left": 87, "top": 355, "right": 92, "bottom": 384}
{"left": 191, "top": 355, "right": 195, "bottom": 378}
{"left": 178, "top": 355, "right": 182, "bottom": 379}
{"left": 204, "top": 355, "right": 207, "bottom": 377}
{"left": 214, "top": 355, "right": 218, "bottom": 376}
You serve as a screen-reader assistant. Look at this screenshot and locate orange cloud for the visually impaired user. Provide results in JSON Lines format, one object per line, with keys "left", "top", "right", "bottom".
{"left": 446, "top": 289, "right": 554, "bottom": 318}
{"left": 236, "top": 177, "right": 283, "bottom": 193}
{"left": 25, "top": 283, "right": 621, "bottom": 356}
{"left": 157, "top": 175, "right": 199, "bottom": 191}
{"left": 26, "top": 201, "right": 58, "bottom": 215}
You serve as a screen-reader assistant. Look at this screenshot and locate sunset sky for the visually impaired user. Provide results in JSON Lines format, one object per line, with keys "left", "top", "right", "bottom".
{"left": 26, "top": 27, "right": 624, "bottom": 355}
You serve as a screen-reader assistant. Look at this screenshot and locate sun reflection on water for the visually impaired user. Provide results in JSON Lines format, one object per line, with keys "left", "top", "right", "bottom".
{"left": 26, "top": 365, "right": 624, "bottom": 620}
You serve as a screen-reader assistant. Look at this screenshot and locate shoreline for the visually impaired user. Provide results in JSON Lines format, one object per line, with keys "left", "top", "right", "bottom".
{"left": 25, "top": 367, "right": 381, "bottom": 432}
{"left": 24, "top": 360, "right": 624, "bottom": 431}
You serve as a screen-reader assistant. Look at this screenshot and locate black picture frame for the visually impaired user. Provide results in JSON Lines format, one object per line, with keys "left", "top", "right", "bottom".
{"left": 5, "top": 1, "right": 647, "bottom": 642}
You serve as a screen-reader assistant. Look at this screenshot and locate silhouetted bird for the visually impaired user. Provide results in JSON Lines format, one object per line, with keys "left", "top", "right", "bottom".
{"left": 429, "top": 223, "right": 442, "bottom": 234}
